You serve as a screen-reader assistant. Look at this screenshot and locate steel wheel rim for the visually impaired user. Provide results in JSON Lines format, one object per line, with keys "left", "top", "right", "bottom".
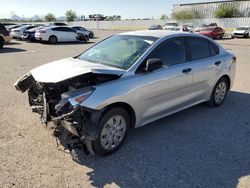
{"left": 215, "top": 82, "right": 227, "bottom": 104}
{"left": 100, "top": 115, "right": 127, "bottom": 150}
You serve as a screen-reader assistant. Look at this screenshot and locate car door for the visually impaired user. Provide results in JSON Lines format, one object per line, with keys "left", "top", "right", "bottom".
{"left": 186, "top": 36, "right": 221, "bottom": 102}
{"left": 51, "top": 27, "right": 64, "bottom": 42}
{"left": 63, "top": 27, "right": 77, "bottom": 41}
{"left": 134, "top": 37, "right": 194, "bottom": 125}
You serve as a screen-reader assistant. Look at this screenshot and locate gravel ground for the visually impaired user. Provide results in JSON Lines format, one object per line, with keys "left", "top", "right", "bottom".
{"left": 0, "top": 31, "right": 249, "bottom": 188}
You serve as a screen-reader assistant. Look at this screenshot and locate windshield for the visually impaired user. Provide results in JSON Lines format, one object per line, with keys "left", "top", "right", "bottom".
{"left": 78, "top": 35, "right": 157, "bottom": 70}
{"left": 236, "top": 27, "right": 248, "bottom": 30}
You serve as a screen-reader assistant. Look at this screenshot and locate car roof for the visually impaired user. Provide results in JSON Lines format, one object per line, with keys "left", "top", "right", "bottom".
{"left": 118, "top": 30, "right": 195, "bottom": 39}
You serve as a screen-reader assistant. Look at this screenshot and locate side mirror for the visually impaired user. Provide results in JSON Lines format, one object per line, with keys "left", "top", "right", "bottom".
{"left": 145, "top": 58, "right": 163, "bottom": 72}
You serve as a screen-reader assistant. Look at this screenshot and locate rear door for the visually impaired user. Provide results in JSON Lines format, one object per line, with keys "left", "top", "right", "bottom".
{"left": 186, "top": 36, "right": 221, "bottom": 102}
{"left": 51, "top": 27, "right": 64, "bottom": 41}
{"left": 61, "top": 27, "right": 77, "bottom": 41}
{"left": 135, "top": 37, "right": 194, "bottom": 125}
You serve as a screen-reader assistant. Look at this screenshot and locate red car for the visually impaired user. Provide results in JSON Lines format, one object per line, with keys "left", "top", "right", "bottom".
{"left": 197, "top": 27, "right": 225, "bottom": 39}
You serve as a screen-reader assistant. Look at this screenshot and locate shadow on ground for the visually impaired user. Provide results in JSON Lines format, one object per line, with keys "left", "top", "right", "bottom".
{"left": 77, "top": 91, "right": 250, "bottom": 187}
{"left": 0, "top": 47, "right": 26, "bottom": 53}
{"left": 41, "top": 41, "right": 95, "bottom": 45}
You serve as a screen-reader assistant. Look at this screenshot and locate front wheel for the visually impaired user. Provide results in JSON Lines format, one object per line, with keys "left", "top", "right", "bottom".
{"left": 94, "top": 108, "right": 130, "bottom": 156}
{"left": 208, "top": 77, "right": 229, "bottom": 107}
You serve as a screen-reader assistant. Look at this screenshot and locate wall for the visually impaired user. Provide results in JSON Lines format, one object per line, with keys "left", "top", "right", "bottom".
{"left": 71, "top": 18, "right": 250, "bottom": 31}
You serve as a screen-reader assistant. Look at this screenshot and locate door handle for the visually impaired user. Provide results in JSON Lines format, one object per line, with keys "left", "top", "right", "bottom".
{"left": 215, "top": 61, "right": 221, "bottom": 66}
{"left": 182, "top": 68, "right": 192, "bottom": 74}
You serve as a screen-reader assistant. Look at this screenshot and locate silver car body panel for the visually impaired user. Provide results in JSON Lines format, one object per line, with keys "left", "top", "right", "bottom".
{"left": 30, "top": 58, "right": 125, "bottom": 83}
{"left": 76, "top": 31, "right": 236, "bottom": 128}
{"left": 25, "top": 30, "right": 236, "bottom": 129}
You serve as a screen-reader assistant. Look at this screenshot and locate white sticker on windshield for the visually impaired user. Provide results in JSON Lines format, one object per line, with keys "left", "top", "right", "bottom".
{"left": 144, "top": 40, "right": 154, "bottom": 44}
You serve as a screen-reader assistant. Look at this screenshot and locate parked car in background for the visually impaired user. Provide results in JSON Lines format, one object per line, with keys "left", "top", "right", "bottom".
{"left": 15, "top": 30, "right": 236, "bottom": 159}
{"left": 2, "top": 23, "right": 16, "bottom": 27}
{"left": 11, "top": 25, "right": 38, "bottom": 39}
{"left": 231, "top": 26, "right": 250, "bottom": 38}
{"left": 49, "top": 22, "right": 68, "bottom": 26}
{"left": 6, "top": 24, "right": 22, "bottom": 31}
{"left": 182, "top": 23, "right": 194, "bottom": 32}
{"left": 197, "top": 27, "right": 224, "bottom": 39}
{"left": 35, "top": 26, "right": 89, "bottom": 44}
{"left": 194, "top": 23, "right": 218, "bottom": 32}
{"left": 163, "top": 21, "right": 179, "bottom": 30}
{"left": 21, "top": 26, "right": 45, "bottom": 42}
{"left": 0, "top": 23, "right": 12, "bottom": 48}
{"left": 164, "top": 26, "right": 193, "bottom": 33}
{"left": 148, "top": 25, "right": 163, "bottom": 30}
{"left": 71, "top": 26, "right": 94, "bottom": 38}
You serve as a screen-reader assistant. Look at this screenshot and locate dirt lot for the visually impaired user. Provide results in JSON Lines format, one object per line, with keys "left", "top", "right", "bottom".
{"left": 0, "top": 30, "right": 250, "bottom": 188}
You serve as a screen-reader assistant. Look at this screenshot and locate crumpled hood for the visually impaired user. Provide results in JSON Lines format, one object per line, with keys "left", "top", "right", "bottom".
{"left": 30, "top": 57, "right": 125, "bottom": 83}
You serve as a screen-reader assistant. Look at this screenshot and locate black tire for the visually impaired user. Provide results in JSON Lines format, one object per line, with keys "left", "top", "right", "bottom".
{"left": 49, "top": 36, "right": 57, "bottom": 44}
{"left": 89, "top": 33, "right": 94, "bottom": 38}
{"left": 245, "top": 33, "right": 249, "bottom": 38}
{"left": 0, "top": 37, "right": 4, "bottom": 49}
{"left": 207, "top": 77, "right": 229, "bottom": 107}
{"left": 93, "top": 107, "right": 130, "bottom": 156}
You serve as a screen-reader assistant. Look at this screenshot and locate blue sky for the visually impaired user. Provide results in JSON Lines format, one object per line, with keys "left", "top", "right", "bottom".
{"left": 1, "top": 0, "right": 205, "bottom": 19}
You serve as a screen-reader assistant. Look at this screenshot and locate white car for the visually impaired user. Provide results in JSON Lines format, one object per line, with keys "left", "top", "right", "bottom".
{"left": 164, "top": 26, "right": 193, "bottom": 33}
{"left": 71, "top": 26, "right": 94, "bottom": 38}
{"left": 35, "top": 26, "right": 88, "bottom": 44}
{"left": 163, "top": 21, "right": 179, "bottom": 30}
{"left": 231, "top": 26, "right": 250, "bottom": 38}
{"left": 11, "top": 25, "right": 37, "bottom": 39}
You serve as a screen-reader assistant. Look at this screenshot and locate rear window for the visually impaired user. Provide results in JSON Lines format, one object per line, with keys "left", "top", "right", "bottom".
{"left": 188, "top": 38, "right": 210, "bottom": 61}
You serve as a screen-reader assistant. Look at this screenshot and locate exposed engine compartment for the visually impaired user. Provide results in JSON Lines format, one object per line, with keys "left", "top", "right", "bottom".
{"left": 15, "top": 71, "right": 121, "bottom": 161}
{"left": 23, "top": 72, "right": 120, "bottom": 122}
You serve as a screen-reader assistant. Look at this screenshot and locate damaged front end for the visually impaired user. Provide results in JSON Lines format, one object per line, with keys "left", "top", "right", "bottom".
{"left": 15, "top": 71, "right": 120, "bottom": 161}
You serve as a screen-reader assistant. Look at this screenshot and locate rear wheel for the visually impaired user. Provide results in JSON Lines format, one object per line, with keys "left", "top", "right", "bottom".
{"left": 89, "top": 33, "right": 94, "bottom": 38}
{"left": 208, "top": 77, "right": 229, "bottom": 106}
{"left": 94, "top": 108, "right": 129, "bottom": 156}
{"left": 49, "top": 36, "right": 57, "bottom": 44}
{"left": 0, "top": 37, "right": 4, "bottom": 49}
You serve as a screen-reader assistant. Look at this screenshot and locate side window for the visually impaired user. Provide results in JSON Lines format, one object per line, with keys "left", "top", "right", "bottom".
{"left": 209, "top": 41, "right": 219, "bottom": 56}
{"left": 148, "top": 38, "right": 186, "bottom": 67}
{"left": 52, "top": 27, "right": 62, "bottom": 31}
{"left": 188, "top": 38, "right": 210, "bottom": 61}
{"left": 63, "top": 27, "right": 75, "bottom": 32}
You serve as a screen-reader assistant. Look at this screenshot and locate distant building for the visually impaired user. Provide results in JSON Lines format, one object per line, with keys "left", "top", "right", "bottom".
{"left": 173, "top": 0, "right": 250, "bottom": 18}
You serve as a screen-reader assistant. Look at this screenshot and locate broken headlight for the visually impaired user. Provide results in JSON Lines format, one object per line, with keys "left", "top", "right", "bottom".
{"left": 69, "top": 90, "right": 93, "bottom": 107}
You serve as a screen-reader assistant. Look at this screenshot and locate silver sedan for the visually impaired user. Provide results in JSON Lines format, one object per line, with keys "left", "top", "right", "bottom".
{"left": 15, "top": 30, "right": 236, "bottom": 161}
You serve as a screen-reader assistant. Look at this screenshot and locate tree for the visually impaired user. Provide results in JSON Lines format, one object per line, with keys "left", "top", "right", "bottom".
{"left": 44, "top": 13, "right": 56, "bottom": 22}
{"left": 160, "top": 14, "right": 168, "bottom": 20}
{"left": 65, "top": 10, "right": 77, "bottom": 22}
{"left": 214, "top": 4, "right": 242, "bottom": 18}
{"left": 171, "top": 10, "right": 203, "bottom": 20}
